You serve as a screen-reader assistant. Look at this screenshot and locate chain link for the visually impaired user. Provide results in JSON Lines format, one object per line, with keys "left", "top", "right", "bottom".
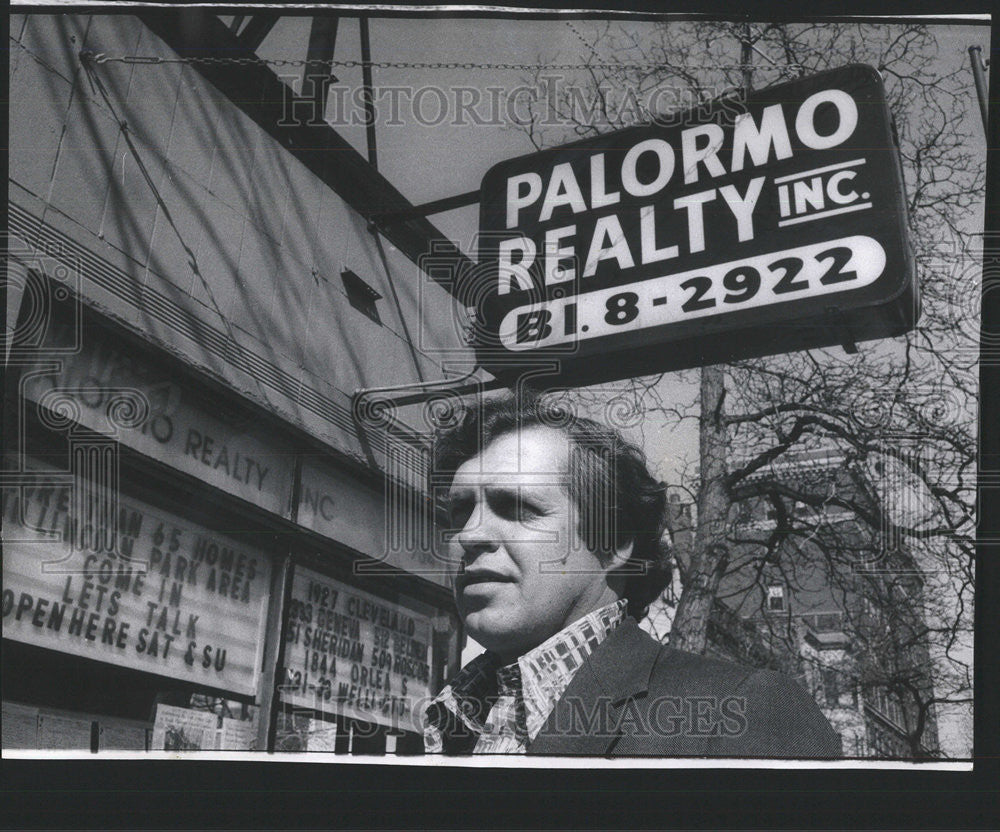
{"left": 83, "top": 52, "right": 803, "bottom": 73}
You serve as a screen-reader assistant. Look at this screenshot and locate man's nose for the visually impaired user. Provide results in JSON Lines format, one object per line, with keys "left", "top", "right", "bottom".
{"left": 456, "top": 502, "right": 499, "bottom": 556}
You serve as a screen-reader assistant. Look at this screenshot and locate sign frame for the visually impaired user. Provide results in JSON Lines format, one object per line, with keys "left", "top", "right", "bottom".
{"left": 278, "top": 564, "right": 437, "bottom": 735}
{"left": 1, "top": 460, "right": 274, "bottom": 699}
{"left": 473, "top": 64, "right": 919, "bottom": 386}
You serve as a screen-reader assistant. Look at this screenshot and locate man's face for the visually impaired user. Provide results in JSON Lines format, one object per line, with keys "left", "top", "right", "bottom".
{"left": 445, "top": 425, "right": 620, "bottom": 661}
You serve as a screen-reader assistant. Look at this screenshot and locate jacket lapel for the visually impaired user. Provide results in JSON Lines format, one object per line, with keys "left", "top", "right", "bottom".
{"left": 527, "top": 619, "right": 661, "bottom": 756}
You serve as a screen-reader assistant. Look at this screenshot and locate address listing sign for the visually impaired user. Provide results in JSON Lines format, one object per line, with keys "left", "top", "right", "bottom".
{"left": 280, "top": 568, "right": 434, "bottom": 734}
{"left": 475, "top": 64, "right": 918, "bottom": 385}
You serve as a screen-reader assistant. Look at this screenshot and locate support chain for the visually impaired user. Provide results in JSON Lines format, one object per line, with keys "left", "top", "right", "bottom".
{"left": 82, "top": 52, "right": 804, "bottom": 74}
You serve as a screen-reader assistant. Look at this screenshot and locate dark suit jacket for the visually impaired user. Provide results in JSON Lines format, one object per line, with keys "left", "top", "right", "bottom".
{"left": 525, "top": 619, "right": 842, "bottom": 758}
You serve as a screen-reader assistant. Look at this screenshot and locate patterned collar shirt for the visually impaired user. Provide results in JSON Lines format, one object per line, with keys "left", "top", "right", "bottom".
{"left": 423, "top": 599, "right": 628, "bottom": 754}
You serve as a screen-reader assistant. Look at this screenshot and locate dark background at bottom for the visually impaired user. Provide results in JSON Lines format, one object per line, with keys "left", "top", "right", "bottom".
{"left": 1, "top": 760, "right": 997, "bottom": 829}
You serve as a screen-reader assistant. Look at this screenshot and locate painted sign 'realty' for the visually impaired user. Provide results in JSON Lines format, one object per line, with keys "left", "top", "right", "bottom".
{"left": 19, "top": 317, "right": 295, "bottom": 518}
{"left": 280, "top": 568, "right": 434, "bottom": 733}
{"left": 2, "top": 462, "right": 271, "bottom": 696}
{"left": 475, "top": 64, "right": 918, "bottom": 385}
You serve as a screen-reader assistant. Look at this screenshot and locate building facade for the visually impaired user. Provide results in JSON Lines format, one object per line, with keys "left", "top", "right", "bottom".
{"left": 4, "top": 11, "right": 472, "bottom": 753}
{"left": 649, "top": 453, "right": 944, "bottom": 759}
{"left": 713, "top": 450, "right": 942, "bottom": 758}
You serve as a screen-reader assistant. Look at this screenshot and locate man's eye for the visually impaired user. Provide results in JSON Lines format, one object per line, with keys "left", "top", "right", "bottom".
{"left": 494, "top": 494, "right": 540, "bottom": 522}
{"left": 517, "top": 501, "right": 541, "bottom": 521}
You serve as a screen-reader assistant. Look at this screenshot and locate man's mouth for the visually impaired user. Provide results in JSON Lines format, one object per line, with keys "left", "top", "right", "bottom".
{"left": 459, "top": 569, "right": 514, "bottom": 590}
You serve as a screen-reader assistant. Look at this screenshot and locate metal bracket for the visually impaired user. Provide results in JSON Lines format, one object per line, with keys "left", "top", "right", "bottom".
{"left": 824, "top": 306, "right": 859, "bottom": 354}
{"left": 370, "top": 189, "right": 481, "bottom": 225}
{"left": 350, "top": 368, "right": 509, "bottom": 470}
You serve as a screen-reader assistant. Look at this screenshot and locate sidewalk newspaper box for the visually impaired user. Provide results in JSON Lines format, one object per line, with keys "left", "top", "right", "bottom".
{"left": 474, "top": 64, "right": 918, "bottom": 386}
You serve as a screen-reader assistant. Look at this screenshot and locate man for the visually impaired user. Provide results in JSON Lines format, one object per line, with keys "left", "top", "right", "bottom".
{"left": 423, "top": 393, "right": 841, "bottom": 757}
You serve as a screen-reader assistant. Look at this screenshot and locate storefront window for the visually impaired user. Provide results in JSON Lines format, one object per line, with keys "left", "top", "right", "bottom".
{"left": 4, "top": 303, "right": 459, "bottom": 756}
{"left": 2, "top": 458, "right": 273, "bottom": 751}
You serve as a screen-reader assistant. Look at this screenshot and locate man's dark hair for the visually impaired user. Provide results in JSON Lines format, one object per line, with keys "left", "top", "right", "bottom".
{"left": 432, "top": 392, "right": 671, "bottom": 619}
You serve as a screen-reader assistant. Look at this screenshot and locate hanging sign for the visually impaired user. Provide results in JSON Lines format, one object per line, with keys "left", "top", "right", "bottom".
{"left": 474, "top": 64, "right": 917, "bottom": 384}
{"left": 1, "top": 462, "right": 272, "bottom": 697}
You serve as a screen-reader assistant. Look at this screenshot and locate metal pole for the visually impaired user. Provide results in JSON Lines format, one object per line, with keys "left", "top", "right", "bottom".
{"left": 359, "top": 16, "right": 378, "bottom": 170}
{"left": 741, "top": 22, "right": 754, "bottom": 95}
{"left": 969, "top": 46, "right": 989, "bottom": 136}
{"left": 257, "top": 553, "right": 293, "bottom": 753}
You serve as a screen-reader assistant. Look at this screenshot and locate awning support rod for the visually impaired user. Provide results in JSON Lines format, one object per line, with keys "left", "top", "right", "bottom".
{"left": 371, "top": 189, "right": 481, "bottom": 223}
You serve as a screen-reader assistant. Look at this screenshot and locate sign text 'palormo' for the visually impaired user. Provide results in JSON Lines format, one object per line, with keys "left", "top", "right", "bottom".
{"left": 474, "top": 64, "right": 918, "bottom": 384}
